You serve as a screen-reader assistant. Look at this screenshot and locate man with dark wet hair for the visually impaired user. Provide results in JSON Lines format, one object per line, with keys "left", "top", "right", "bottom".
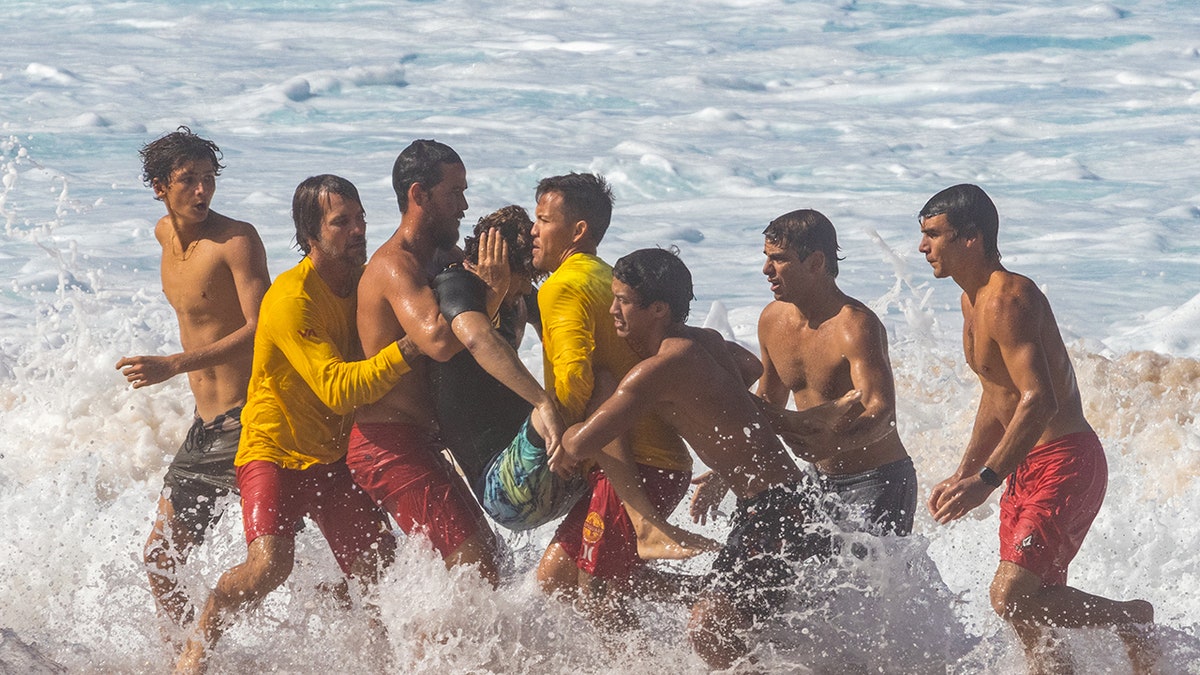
{"left": 920, "top": 183, "right": 1157, "bottom": 673}
{"left": 350, "top": 140, "right": 505, "bottom": 587}
{"left": 733, "top": 208, "right": 917, "bottom": 538}
{"left": 560, "top": 248, "right": 849, "bottom": 669}
{"left": 118, "top": 127, "right": 270, "bottom": 632}
{"left": 175, "top": 174, "right": 416, "bottom": 673}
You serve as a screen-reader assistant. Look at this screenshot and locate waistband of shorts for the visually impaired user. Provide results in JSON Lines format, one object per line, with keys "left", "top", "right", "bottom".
{"left": 523, "top": 416, "right": 545, "bottom": 450}
{"left": 1027, "top": 430, "right": 1102, "bottom": 459}
{"left": 351, "top": 420, "right": 438, "bottom": 437}
{"left": 811, "top": 456, "right": 914, "bottom": 483}
{"left": 193, "top": 405, "right": 244, "bottom": 432}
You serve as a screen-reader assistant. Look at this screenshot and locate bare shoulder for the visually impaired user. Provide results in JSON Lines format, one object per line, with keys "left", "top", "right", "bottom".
{"left": 980, "top": 271, "right": 1048, "bottom": 321}
{"left": 833, "top": 298, "right": 887, "bottom": 343}
{"left": 757, "top": 300, "right": 798, "bottom": 341}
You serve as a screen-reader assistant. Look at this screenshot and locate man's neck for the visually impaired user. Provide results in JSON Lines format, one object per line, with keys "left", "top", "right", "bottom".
{"left": 309, "top": 254, "right": 355, "bottom": 298}
{"left": 788, "top": 280, "right": 847, "bottom": 326}
{"left": 954, "top": 259, "right": 1004, "bottom": 302}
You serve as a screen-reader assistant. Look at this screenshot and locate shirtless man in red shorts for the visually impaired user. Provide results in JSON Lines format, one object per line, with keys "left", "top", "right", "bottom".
{"left": 350, "top": 140, "right": 504, "bottom": 586}
{"left": 920, "top": 184, "right": 1157, "bottom": 674}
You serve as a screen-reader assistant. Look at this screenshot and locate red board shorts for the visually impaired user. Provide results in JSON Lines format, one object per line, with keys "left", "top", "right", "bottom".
{"left": 999, "top": 430, "right": 1107, "bottom": 586}
{"left": 347, "top": 422, "right": 492, "bottom": 560}
{"left": 551, "top": 463, "right": 691, "bottom": 582}
{"left": 236, "top": 459, "right": 392, "bottom": 576}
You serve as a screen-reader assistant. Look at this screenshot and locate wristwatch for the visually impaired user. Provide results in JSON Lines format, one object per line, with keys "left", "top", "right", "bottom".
{"left": 978, "top": 466, "right": 1003, "bottom": 488}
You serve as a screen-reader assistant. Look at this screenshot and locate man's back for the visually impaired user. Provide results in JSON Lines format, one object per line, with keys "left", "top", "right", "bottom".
{"left": 155, "top": 210, "right": 266, "bottom": 420}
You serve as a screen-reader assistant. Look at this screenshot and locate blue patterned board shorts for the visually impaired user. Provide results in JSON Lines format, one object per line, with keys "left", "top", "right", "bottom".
{"left": 481, "top": 418, "right": 588, "bottom": 531}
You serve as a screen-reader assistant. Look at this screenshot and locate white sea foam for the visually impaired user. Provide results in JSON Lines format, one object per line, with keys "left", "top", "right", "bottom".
{"left": 1, "top": 0, "right": 1198, "bottom": 672}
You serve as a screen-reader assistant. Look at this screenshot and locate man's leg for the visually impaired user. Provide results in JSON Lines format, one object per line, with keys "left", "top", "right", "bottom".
{"left": 586, "top": 435, "right": 720, "bottom": 560}
{"left": 145, "top": 496, "right": 202, "bottom": 629}
{"left": 991, "top": 562, "right": 1156, "bottom": 674}
{"left": 175, "top": 534, "right": 295, "bottom": 675}
{"left": 349, "top": 423, "right": 501, "bottom": 587}
{"left": 563, "top": 370, "right": 718, "bottom": 560}
{"left": 688, "top": 590, "right": 751, "bottom": 670}
{"left": 536, "top": 541, "right": 581, "bottom": 601}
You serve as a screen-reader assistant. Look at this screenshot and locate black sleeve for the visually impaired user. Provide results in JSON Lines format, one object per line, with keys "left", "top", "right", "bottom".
{"left": 432, "top": 266, "right": 488, "bottom": 323}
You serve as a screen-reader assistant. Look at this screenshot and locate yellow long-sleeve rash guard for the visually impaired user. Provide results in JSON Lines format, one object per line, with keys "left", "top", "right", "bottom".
{"left": 538, "top": 253, "right": 690, "bottom": 473}
{"left": 237, "top": 256, "right": 410, "bottom": 471}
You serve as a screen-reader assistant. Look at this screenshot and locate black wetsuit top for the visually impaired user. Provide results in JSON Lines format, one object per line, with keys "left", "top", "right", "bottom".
{"left": 430, "top": 266, "right": 533, "bottom": 497}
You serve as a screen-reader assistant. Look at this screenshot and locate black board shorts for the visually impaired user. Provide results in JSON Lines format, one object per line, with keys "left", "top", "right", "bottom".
{"left": 160, "top": 406, "right": 241, "bottom": 540}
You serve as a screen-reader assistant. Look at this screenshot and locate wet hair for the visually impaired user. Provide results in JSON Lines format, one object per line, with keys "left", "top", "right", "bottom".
{"left": 612, "top": 247, "right": 694, "bottom": 324}
{"left": 762, "top": 209, "right": 842, "bottom": 277}
{"left": 391, "top": 139, "right": 463, "bottom": 214}
{"left": 291, "top": 174, "right": 362, "bottom": 255}
{"left": 462, "top": 205, "right": 542, "bottom": 281}
{"left": 919, "top": 184, "right": 1001, "bottom": 261}
{"left": 534, "top": 173, "right": 614, "bottom": 244}
{"left": 139, "top": 126, "right": 224, "bottom": 196}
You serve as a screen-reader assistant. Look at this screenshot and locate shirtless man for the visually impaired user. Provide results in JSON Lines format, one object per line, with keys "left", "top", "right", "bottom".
{"left": 532, "top": 174, "right": 708, "bottom": 627}
{"left": 349, "top": 140, "right": 503, "bottom": 587}
{"left": 176, "top": 175, "right": 414, "bottom": 674}
{"left": 920, "top": 184, "right": 1156, "bottom": 673}
{"left": 117, "top": 127, "right": 270, "bottom": 630}
{"left": 560, "top": 248, "right": 844, "bottom": 669}
{"left": 752, "top": 209, "right": 916, "bottom": 536}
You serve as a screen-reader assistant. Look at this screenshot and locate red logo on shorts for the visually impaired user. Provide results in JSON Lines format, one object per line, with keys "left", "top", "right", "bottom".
{"left": 582, "top": 511, "right": 605, "bottom": 545}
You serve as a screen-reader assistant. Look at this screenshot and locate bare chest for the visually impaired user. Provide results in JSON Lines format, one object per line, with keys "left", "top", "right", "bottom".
{"left": 770, "top": 331, "right": 850, "bottom": 401}
{"left": 963, "top": 313, "right": 1005, "bottom": 382}
{"left": 160, "top": 247, "right": 236, "bottom": 321}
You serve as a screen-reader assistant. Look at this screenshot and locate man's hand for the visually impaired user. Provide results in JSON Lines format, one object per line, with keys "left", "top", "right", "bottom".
{"left": 116, "top": 355, "right": 177, "bottom": 388}
{"left": 471, "top": 228, "right": 511, "bottom": 305}
{"left": 689, "top": 470, "right": 729, "bottom": 526}
{"left": 928, "top": 473, "right": 996, "bottom": 524}
{"left": 539, "top": 403, "right": 576, "bottom": 478}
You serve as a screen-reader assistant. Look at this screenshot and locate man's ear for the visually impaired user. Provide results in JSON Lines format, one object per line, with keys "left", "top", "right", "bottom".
{"left": 650, "top": 300, "right": 670, "bottom": 319}
{"left": 806, "top": 250, "right": 827, "bottom": 274}
{"left": 151, "top": 178, "right": 167, "bottom": 200}
{"left": 571, "top": 219, "right": 590, "bottom": 245}
{"left": 408, "top": 181, "right": 427, "bottom": 209}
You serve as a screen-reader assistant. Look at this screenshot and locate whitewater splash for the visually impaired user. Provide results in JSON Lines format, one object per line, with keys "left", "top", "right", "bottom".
{"left": 1, "top": 233, "right": 1197, "bottom": 673}
{"left": 2, "top": 0, "right": 1199, "bottom": 668}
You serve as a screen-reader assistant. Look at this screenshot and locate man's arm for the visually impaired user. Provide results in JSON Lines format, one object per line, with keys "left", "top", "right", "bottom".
{"left": 561, "top": 362, "right": 659, "bottom": 462}
{"left": 373, "top": 251, "right": 464, "bottom": 363}
{"left": 449, "top": 309, "right": 566, "bottom": 456}
{"left": 117, "top": 225, "right": 270, "bottom": 387}
{"left": 817, "top": 312, "right": 898, "bottom": 452}
{"left": 271, "top": 296, "right": 411, "bottom": 415}
{"left": 930, "top": 289, "right": 1058, "bottom": 523}
{"left": 755, "top": 306, "right": 790, "bottom": 404}
{"left": 539, "top": 279, "right": 596, "bottom": 423}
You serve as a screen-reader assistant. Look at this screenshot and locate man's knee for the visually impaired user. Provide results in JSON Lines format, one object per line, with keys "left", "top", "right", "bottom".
{"left": 990, "top": 562, "right": 1042, "bottom": 621}
{"left": 688, "top": 593, "right": 748, "bottom": 670}
{"left": 237, "top": 536, "right": 296, "bottom": 596}
{"left": 536, "top": 543, "right": 577, "bottom": 597}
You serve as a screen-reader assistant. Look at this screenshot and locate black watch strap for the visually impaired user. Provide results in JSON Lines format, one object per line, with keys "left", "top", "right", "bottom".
{"left": 979, "top": 466, "right": 1003, "bottom": 488}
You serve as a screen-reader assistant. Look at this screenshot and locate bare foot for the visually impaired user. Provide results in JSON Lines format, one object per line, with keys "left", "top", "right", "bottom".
{"left": 1116, "top": 600, "right": 1158, "bottom": 675}
{"left": 636, "top": 521, "right": 722, "bottom": 560}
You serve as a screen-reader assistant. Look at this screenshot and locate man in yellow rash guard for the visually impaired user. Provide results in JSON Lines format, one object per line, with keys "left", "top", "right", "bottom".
{"left": 531, "top": 173, "right": 707, "bottom": 629}
{"left": 177, "top": 175, "right": 414, "bottom": 674}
